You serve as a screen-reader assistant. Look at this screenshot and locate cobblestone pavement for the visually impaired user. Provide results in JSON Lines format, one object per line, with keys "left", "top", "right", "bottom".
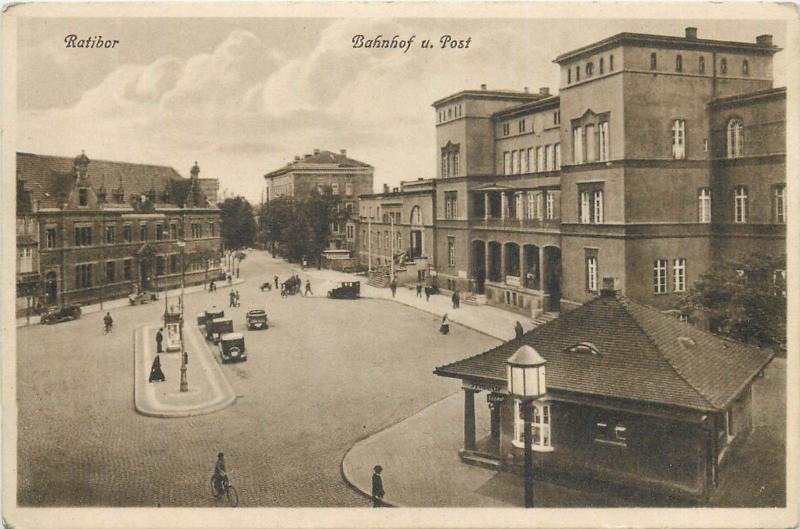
{"left": 16, "top": 251, "right": 499, "bottom": 507}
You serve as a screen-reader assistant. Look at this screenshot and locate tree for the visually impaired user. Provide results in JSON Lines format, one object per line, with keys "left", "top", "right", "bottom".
{"left": 304, "top": 189, "right": 346, "bottom": 268}
{"left": 219, "top": 196, "right": 257, "bottom": 250}
{"left": 678, "top": 252, "right": 786, "bottom": 348}
{"left": 259, "top": 197, "right": 295, "bottom": 258}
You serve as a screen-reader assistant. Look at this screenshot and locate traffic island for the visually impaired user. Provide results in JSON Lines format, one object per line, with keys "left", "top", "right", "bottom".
{"left": 133, "top": 321, "right": 236, "bottom": 418}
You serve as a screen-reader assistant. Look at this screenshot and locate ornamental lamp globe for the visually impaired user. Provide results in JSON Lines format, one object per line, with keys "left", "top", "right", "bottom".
{"left": 506, "top": 345, "right": 547, "bottom": 401}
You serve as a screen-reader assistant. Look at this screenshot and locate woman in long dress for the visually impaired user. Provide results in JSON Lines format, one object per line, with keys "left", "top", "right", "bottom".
{"left": 439, "top": 313, "right": 450, "bottom": 335}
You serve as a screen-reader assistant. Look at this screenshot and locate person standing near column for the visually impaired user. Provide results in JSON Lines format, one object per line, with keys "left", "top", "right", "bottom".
{"left": 155, "top": 328, "right": 164, "bottom": 354}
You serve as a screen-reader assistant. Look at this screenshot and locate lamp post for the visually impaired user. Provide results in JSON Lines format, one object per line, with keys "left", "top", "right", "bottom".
{"left": 177, "top": 240, "right": 188, "bottom": 392}
{"left": 506, "top": 345, "right": 547, "bottom": 508}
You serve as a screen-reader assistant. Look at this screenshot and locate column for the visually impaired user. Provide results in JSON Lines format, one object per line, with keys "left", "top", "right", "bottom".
{"left": 484, "top": 193, "right": 490, "bottom": 220}
{"left": 464, "top": 388, "right": 477, "bottom": 451}
{"left": 485, "top": 242, "right": 491, "bottom": 284}
{"left": 520, "top": 246, "right": 527, "bottom": 288}
{"left": 500, "top": 244, "right": 507, "bottom": 284}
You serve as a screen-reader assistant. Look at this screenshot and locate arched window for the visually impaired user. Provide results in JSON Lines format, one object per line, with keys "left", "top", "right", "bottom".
{"left": 586, "top": 62, "right": 593, "bottom": 76}
{"left": 410, "top": 206, "right": 422, "bottom": 226}
{"left": 650, "top": 52, "right": 657, "bottom": 70}
{"left": 727, "top": 119, "right": 744, "bottom": 158}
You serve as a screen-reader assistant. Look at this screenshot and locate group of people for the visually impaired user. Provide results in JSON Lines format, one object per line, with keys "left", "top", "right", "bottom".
{"left": 278, "top": 275, "right": 313, "bottom": 297}
{"left": 229, "top": 290, "right": 241, "bottom": 307}
{"left": 149, "top": 327, "right": 166, "bottom": 383}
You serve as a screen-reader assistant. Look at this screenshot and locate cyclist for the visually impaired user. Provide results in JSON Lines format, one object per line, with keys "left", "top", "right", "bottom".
{"left": 212, "top": 452, "right": 228, "bottom": 495}
{"left": 103, "top": 312, "right": 113, "bottom": 333}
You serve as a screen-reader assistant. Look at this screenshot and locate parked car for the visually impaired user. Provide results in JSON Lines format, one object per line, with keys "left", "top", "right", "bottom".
{"left": 205, "top": 308, "right": 225, "bottom": 322}
{"left": 40, "top": 304, "right": 82, "bottom": 325}
{"left": 196, "top": 311, "right": 208, "bottom": 328}
{"left": 327, "top": 281, "right": 361, "bottom": 300}
{"left": 218, "top": 332, "right": 247, "bottom": 363}
{"left": 246, "top": 309, "right": 268, "bottom": 330}
{"left": 206, "top": 317, "right": 234, "bottom": 344}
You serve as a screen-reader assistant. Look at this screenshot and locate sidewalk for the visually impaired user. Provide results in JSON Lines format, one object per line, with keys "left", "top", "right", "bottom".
{"left": 133, "top": 320, "right": 236, "bottom": 418}
{"left": 277, "top": 259, "right": 530, "bottom": 341}
{"left": 16, "top": 277, "right": 245, "bottom": 328}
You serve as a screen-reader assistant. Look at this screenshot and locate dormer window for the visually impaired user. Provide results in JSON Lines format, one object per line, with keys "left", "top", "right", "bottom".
{"left": 565, "top": 341, "right": 601, "bottom": 355}
{"left": 78, "top": 188, "right": 89, "bottom": 207}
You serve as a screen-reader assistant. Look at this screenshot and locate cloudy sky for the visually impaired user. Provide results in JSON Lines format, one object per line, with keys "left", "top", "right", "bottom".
{"left": 16, "top": 15, "right": 786, "bottom": 203}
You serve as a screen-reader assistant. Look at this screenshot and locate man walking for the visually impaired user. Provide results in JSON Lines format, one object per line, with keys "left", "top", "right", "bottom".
{"left": 424, "top": 285, "right": 431, "bottom": 302}
{"left": 416, "top": 282, "right": 422, "bottom": 297}
{"left": 304, "top": 280, "right": 313, "bottom": 297}
{"left": 451, "top": 290, "right": 458, "bottom": 309}
{"left": 371, "top": 465, "right": 385, "bottom": 507}
{"left": 390, "top": 278, "right": 397, "bottom": 298}
{"left": 515, "top": 321, "right": 524, "bottom": 339}
{"left": 274, "top": 275, "right": 279, "bottom": 289}
{"left": 155, "top": 327, "right": 164, "bottom": 354}
{"left": 229, "top": 290, "right": 235, "bottom": 308}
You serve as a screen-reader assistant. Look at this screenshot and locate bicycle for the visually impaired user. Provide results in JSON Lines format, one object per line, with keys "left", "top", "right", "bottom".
{"left": 210, "top": 474, "right": 239, "bottom": 507}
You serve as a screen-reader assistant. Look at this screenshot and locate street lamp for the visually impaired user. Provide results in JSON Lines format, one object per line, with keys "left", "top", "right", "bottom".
{"left": 506, "top": 344, "right": 547, "bottom": 508}
{"left": 177, "top": 240, "right": 188, "bottom": 392}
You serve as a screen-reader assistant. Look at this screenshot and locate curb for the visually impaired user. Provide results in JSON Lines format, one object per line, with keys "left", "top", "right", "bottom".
{"left": 133, "top": 321, "right": 236, "bottom": 418}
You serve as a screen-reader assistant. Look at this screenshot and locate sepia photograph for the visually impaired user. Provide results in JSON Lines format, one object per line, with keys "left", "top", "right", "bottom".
{"left": 2, "top": 2, "right": 797, "bottom": 528}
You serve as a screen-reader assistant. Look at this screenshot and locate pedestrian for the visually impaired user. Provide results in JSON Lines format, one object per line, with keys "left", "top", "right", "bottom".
{"left": 371, "top": 465, "right": 385, "bottom": 508}
{"left": 280, "top": 283, "right": 287, "bottom": 298}
{"left": 149, "top": 355, "right": 165, "bottom": 383}
{"left": 227, "top": 273, "right": 232, "bottom": 285}
{"left": 274, "top": 275, "right": 279, "bottom": 289}
{"left": 416, "top": 282, "right": 422, "bottom": 297}
{"left": 451, "top": 290, "right": 458, "bottom": 309}
{"left": 455, "top": 289, "right": 461, "bottom": 308}
{"left": 156, "top": 327, "right": 164, "bottom": 353}
{"left": 425, "top": 286, "right": 431, "bottom": 302}
{"left": 302, "top": 258, "right": 307, "bottom": 270}
{"left": 390, "top": 278, "right": 397, "bottom": 298}
{"left": 439, "top": 313, "right": 450, "bottom": 335}
{"left": 515, "top": 321, "right": 524, "bottom": 339}
{"left": 210, "top": 280, "right": 216, "bottom": 292}
{"left": 229, "top": 291, "right": 235, "bottom": 308}
{"left": 305, "top": 280, "right": 313, "bottom": 296}
{"left": 103, "top": 312, "right": 114, "bottom": 333}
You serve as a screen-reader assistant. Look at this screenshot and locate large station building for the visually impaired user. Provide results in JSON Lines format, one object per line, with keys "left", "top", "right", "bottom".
{"left": 356, "top": 27, "right": 786, "bottom": 318}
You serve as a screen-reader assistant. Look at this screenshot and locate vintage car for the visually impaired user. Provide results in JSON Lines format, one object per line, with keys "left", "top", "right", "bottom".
{"left": 196, "top": 311, "right": 208, "bottom": 328}
{"left": 205, "top": 308, "right": 225, "bottom": 322}
{"left": 128, "top": 290, "right": 156, "bottom": 305}
{"left": 40, "top": 304, "right": 82, "bottom": 325}
{"left": 218, "top": 332, "right": 247, "bottom": 363}
{"left": 246, "top": 309, "right": 268, "bottom": 330}
{"left": 206, "top": 317, "right": 234, "bottom": 344}
{"left": 327, "top": 281, "right": 361, "bottom": 300}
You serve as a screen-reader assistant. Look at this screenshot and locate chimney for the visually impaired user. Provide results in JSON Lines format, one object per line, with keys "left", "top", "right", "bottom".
{"left": 600, "top": 277, "right": 620, "bottom": 298}
{"left": 523, "top": 86, "right": 529, "bottom": 93}
{"left": 294, "top": 155, "right": 301, "bottom": 161}
{"left": 480, "top": 83, "right": 487, "bottom": 90}
{"left": 539, "top": 87, "right": 550, "bottom": 96}
{"left": 392, "top": 187, "right": 399, "bottom": 193}
{"left": 340, "top": 149, "right": 347, "bottom": 156}
{"left": 313, "top": 148, "right": 320, "bottom": 155}
{"left": 756, "top": 34, "right": 773, "bottom": 46}
{"left": 685, "top": 27, "right": 698, "bottom": 40}
{"left": 383, "top": 183, "right": 389, "bottom": 193}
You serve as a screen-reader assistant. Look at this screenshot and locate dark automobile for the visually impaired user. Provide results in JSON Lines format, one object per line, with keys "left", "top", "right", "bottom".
{"left": 40, "top": 304, "right": 82, "bottom": 325}
{"left": 327, "top": 281, "right": 361, "bottom": 299}
{"left": 196, "top": 311, "right": 208, "bottom": 328}
{"left": 206, "top": 317, "right": 234, "bottom": 344}
{"left": 206, "top": 308, "right": 225, "bottom": 322}
{"left": 246, "top": 309, "right": 268, "bottom": 330}
{"left": 218, "top": 332, "right": 246, "bottom": 363}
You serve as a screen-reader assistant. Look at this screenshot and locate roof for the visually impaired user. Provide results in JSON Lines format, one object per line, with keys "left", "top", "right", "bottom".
{"left": 265, "top": 150, "right": 372, "bottom": 179}
{"left": 554, "top": 32, "right": 781, "bottom": 64}
{"left": 435, "top": 293, "right": 773, "bottom": 412}
{"left": 709, "top": 86, "right": 786, "bottom": 108}
{"left": 492, "top": 95, "right": 561, "bottom": 120}
{"left": 16, "top": 152, "right": 194, "bottom": 209}
{"left": 432, "top": 89, "right": 544, "bottom": 108}
{"left": 221, "top": 332, "right": 244, "bottom": 340}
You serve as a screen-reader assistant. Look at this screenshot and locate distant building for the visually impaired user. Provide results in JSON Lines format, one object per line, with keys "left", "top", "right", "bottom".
{"left": 263, "top": 149, "right": 374, "bottom": 252}
{"left": 16, "top": 151, "right": 222, "bottom": 309}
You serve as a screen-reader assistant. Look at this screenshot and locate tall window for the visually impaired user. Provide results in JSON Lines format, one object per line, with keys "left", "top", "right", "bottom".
{"left": 599, "top": 57, "right": 604, "bottom": 74}
{"left": 123, "top": 259, "right": 132, "bottom": 280}
{"left": 554, "top": 143, "right": 561, "bottom": 170}
{"left": 650, "top": 52, "right": 657, "bottom": 70}
{"left": 672, "top": 119, "right": 686, "bottom": 159}
{"left": 567, "top": 68, "right": 571, "bottom": 84}
{"left": 592, "top": 190, "right": 604, "bottom": 223}
{"left": 734, "top": 186, "right": 748, "bottom": 223}
{"left": 514, "top": 150, "right": 521, "bottom": 174}
{"left": 535, "top": 193, "right": 544, "bottom": 221}
{"left": 546, "top": 192, "right": 554, "bottom": 220}
{"left": 521, "top": 149, "right": 529, "bottom": 173}
{"left": 653, "top": 259, "right": 668, "bottom": 294}
{"left": 598, "top": 122, "right": 609, "bottom": 161}
{"left": 75, "top": 263, "right": 93, "bottom": 289}
{"left": 676, "top": 54, "right": 683, "bottom": 72}
{"left": 742, "top": 60, "right": 749, "bottom": 75}
{"left": 515, "top": 193, "right": 524, "bottom": 220}
{"left": 698, "top": 188, "right": 711, "bottom": 223}
{"left": 105, "top": 261, "right": 115, "bottom": 283}
{"left": 526, "top": 193, "right": 535, "bottom": 219}
{"left": 105, "top": 225, "right": 115, "bottom": 244}
{"left": 444, "top": 191, "right": 458, "bottom": 219}
{"left": 699, "top": 56, "right": 705, "bottom": 74}
{"left": 775, "top": 185, "right": 786, "bottom": 224}
{"left": 78, "top": 188, "right": 89, "bottom": 207}
{"left": 140, "top": 224, "right": 148, "bottom": 241}
{"left": 586, "top": 62, "right": 593, "bottom": 76}
{"left": 345, "top": 182, "right": 353, "bottom": 196}
{"left": 156, "top": 224, "right": 164, "bottom": 240}
{"left": 503, "top": 152, "right": 511, "bottom": 175}
{"left": 720, "top": 58, "right": 728, "bottom": 74}
{"left": 447, "top": 237, "right": 456, "bottom": 267}
{"left": 518, "top": 119, "right": 526, "bottom": 133}
{"left": 673, "top": 258, "right": 686, "bottom": 292}
{"left": 536, "top": 146, "right": 544, "bottom": 172}
{"left": 580, "top": 191, "right": 591, "bottom": 224}
{"left": 46, "top": 228, "right": 56, "bottom": 249}
{"left": 573, "top": 127, "right": 584, "bottom": 164}
{"left": 545, "top": 145, "right": 553, "bottom": 171}
{"left": 74, "top": 226, "right": 93, "bottom": 246}
{"left": 586, "top": 254, "right": 598, "bottom": 292}
{"left": 513, "top": 401, "right": 552, "bottom": 451}
{"left": 585, "top": 125, "right": 596, "bottom": 161}
{"left": 575, "top": 65, "right": 580, "bottom": 82}
{"left": 609, "top": 54, "right": 614, "bottom": 71}
{"left": 727, "top": 119, "right": 743, "bottom": 158}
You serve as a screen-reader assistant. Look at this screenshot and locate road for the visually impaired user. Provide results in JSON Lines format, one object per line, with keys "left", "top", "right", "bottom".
{"left": 16, "top": 251, "right": 499, "bottom": 507}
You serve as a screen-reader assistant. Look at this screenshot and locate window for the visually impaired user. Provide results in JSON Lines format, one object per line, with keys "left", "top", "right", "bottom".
{"left": 586, "top": 62, "right": 593, "bottom": 76}
{"left": 545, "top": 145, "right": 554, "bottom": 171}
{"left": 331, "top": 182, "right": 339, "bottom": 195}
{"left": 444, "top": 191, "right": 458, "bottom": 219}
{"left": 573, "top": 127, "right": 584, "bottom": 164}
{"left": 191, "top": 223, "right": 202, "bottom": 238}
{"left": 503, "top": 152, "right": 511, "bottom": 175}
{"left": 512, "top": 401, "right": 552, "bottom": 451}
{"left": 514, "top": 193, "right": 523, "bottom": 220}
{"left": 536, "top": 146, "right": 544, "bottom": 172}
{"left": 345, "top": 182, "right": 353, "bottom": 196}
{"left": 347, "top": 225, "right": 355, "bottom": 241}
{"left": 526, "top": 193, "right": 535, "bottom": 219}
{"left": 123, "top": 259, "right": 132, "bottom": 280}
{"left": 521, "top": 148, "right": 529, "bottom": 173}
{"left": 580, "top": 191, "right": 591, "bottom": 224}
{"left": 123, "top": 224, "right": 132, "bottom": 243}
{"left": 554, "top": 143, "right": 561, "bottom": 170}
{"left": 209, "top": 222, "right": 216, "bottom": 237}
{"left": 775, "top": 185, "right": 786, "bottom": 224}
{"left": 609, "top": 54, "right": 614, "bottom": 71}
{"left": 396, "top": 231, "right": 402, "bottom": 251}
{"left": 502, "top": 123, "right": 510, "bottom": 136}
{"left": 734, "top": 186, "right": 748, "bottom": 223}
{"left": 598, "top": 122, "right": 609, "bottom": 161}
{"left": 170, "top": 255, "right": 178, "bottom": 274}
{"left": 535, "top": 193, "right": 544, "bottom": 220}
{"left": 114, "top": 191, "right": 125, "bottom": 203}
{"left": 518, "top": 119, "right": 526, "bottom": 133}
{"left": 575, "top": 65, "right": 580, "bottom": 82}
{"left": 105, "top": 261, "right": 115, "bottom": 283}
{"left": 46, "top": 228, "right": 56, "bottom": 249}
{"left": 361, "top": 230, "right": 366, "bottom": 248}
{"left": 554, "top": 111, "right": 560, "bottom": 125}
{"left": 78, "top": 188, "right": 89, "bottom": 207}
{"left": 545, "top": 192, "right": 554, "bottom": 220}
{"left": 672, "top": 119, "right": 686, "bottom": 159}
{"left": 727, "top": 119, "right": 743, "bottom": 158}
{"left": 74, "top": 226, "right": 93, "bottom": 246}
{"left": 773, "top": 269, "right": 786, "bottom": 297}
{"left": 653, "top": 259, "right": 668, "bottom": 294}
{"left": 720, "top": 58, "right": 728, "bottom": 74}
{"left": 676, "top": 54, "right": 683, "bottom": 72}
{"left": 511, "top": 150, "right": 518, "bottom": 174}
{"left": 156, "top": 256, "right": 165, "bottom": 277}
{"left": 156, "top": 224, "right": 164, "bottom": 240}
{"left": 673, "top": 258, "right": 686, "bottom": 292}
{"left": 592, "top": 190, "right": 604, "bottom": 223}
{"left": 650, "top": 52, "right": 657, "bottom": 70}
{"left": 104, "top": 225, "right": 115, "bottom": 244}
{"left": 699, "top": 56, "right": 705, "bottom": 73}
{"left": 75, "top": 263, "right": 93, "bottom": 289}
{"left": 599, "top": 57, "right": 604, "bottom": 74}
{"left": 698, "top": 188, "right": 711, "bottom": 223}
{"left": 586, "top": 252, "right": 598, "bottom": 292}
{"left": 742, "top": 60, "right": 749, "bottom": 75}
{"left": 594, "top": 417, "right": 627, "bottom": 447}
{"left": 567, "top": 68, "right": 571, "bottom": 84}
{"left": 140, "top": 224, "right": 148, "bottom": 241}
{"left": 585, "top": 125, "right": 596, "bottom": 161}
{"left": 447, "top": 237, "right": 456, "bottom": 267}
